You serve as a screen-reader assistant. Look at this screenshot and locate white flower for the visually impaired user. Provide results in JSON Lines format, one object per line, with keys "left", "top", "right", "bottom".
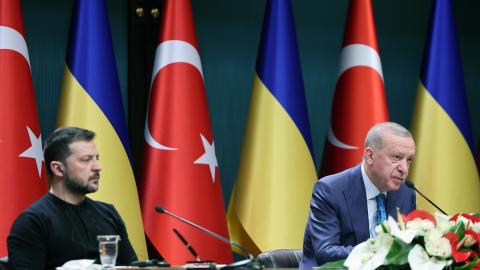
{"left": 388, "top": 216, "right": 420, "bottom": 244}
{"left": 406, "top": 218, "right": 435, "bottom": 236}
{"left": 408, "top": 244, "right": 451, "bottom": 270}
{"left": 434, "top": 213, "right": 455, "bottom": 234}
{"left": 344, "top": 233, "right": 393, "bottom": 270}
{"left": 424, "top": 237, "right": 450, "bottom": 257}
{"left": 424, "top": 228, "right": 443, "bottom": 242}
{"left": 463, "top": 234, "right": 476, "bottom": 247}
{"left": 374, "top": 224, "right": 383, "bottom": 235}
{"left": 471, "top": 222, "right": 480, "bottom": 233}
{"left": 423, "top": 229, "right": 451, "bottom": 257}
{"left": 457, "top": 215, "right": 472, "bottom": 229}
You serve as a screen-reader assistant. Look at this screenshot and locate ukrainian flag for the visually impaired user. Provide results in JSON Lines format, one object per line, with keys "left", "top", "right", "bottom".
{"left": 56, "top": 0, "right": 147, "bottom": 259}
{"left": 410, "top": 0, "right": 480, "bottom": 214}
{"left": 227, "top": 0, "right": 317, "bottom": 254}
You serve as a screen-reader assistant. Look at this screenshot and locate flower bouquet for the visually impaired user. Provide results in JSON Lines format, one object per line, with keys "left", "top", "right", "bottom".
{"left": 321, "top": 210, "right": 480, "bottom": 270}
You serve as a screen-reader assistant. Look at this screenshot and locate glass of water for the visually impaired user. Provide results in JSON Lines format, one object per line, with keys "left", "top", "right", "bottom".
{"left": 97, "top": 235, "right": 121, "bottom": 268}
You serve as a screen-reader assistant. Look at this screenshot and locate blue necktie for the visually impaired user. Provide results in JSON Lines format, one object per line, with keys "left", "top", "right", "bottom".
{"left": 376, "top": 194, "right": 387, "bottom": 224}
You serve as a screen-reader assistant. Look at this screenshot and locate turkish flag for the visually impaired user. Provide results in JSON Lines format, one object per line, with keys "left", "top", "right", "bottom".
{"left": 139, "top": 0, "right": 232, "bottom": 265}
{"left": 320, "top": 0, "right": 389, "bottom": 176}
{"left": 0, "top": 0, "right": 48, "bottom": 256}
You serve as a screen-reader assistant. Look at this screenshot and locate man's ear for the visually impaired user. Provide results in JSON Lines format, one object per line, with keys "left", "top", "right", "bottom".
{"left": 364, "top": 147, "right": 374, "bottom": 165}
{"left": 50, "top": 161, "right": 64, "bottom": 177}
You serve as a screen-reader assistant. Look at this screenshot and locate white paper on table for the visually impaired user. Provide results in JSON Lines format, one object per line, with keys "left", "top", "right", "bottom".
{"left": 56, "top": 259, "right": 103, "bottom": 270}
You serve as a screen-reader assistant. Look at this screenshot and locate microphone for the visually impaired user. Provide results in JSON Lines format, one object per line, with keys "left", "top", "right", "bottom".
{"left": 405, "top": 180, "right": 448, "bottom": 215}
{"left": 155, "top": 205, "right": 261, "bottom": 269}
{"left": 173, "top": 228, "right": 200, "bottom": 261}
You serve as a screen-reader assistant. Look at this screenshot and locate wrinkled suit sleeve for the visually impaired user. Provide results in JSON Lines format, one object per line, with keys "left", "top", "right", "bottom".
{"left": 308, "top": 181, "right": 353, "bottom": 264}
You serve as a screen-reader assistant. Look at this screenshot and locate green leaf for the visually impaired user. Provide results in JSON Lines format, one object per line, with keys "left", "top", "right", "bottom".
{"left": 450, "top": 221, "right": 465, "bottom": 241}
{"left": 381, "top": 222, "right": 389, "bottom": 233}
{"left": 315, "top": 259, "right": 347, "bottom": 269}
{"left": 385, "top": 239, "right": 413, "bottom": 266}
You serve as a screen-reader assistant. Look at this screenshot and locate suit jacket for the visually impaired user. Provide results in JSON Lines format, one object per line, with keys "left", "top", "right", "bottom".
{"left": 299, "top": 164, "right": 416, "bottom": 268}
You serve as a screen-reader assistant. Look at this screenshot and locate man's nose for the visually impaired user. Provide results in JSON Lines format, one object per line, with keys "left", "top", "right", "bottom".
{"left": 92, "top": 159, "right": 102, "bottom": 172}
{"left": 397, "top": 160, "right": 408, "bottom": 176}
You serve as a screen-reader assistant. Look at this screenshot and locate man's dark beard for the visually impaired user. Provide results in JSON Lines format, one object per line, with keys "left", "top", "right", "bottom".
{"left": 64, "top": 172, "right": 98, "bottom": 195}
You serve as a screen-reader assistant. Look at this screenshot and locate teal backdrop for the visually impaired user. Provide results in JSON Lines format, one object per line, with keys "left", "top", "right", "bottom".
{"left": 21, "top": 0, "right": 480, "bottom": 207}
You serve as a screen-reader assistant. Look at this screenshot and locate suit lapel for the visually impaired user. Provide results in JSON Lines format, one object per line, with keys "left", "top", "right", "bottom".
{"left": 386, "top": 190, "right": 400, "bottom": 219}
{"left": 345, "top": 165, "right": 370, "bottom": 243}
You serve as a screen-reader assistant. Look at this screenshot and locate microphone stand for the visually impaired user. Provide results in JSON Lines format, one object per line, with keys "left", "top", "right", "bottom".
{"left": 405, "top": 181, "right": 448, "bottom": 215}
{"left": 155, "top": 206, "right": 261, "bottom": 269}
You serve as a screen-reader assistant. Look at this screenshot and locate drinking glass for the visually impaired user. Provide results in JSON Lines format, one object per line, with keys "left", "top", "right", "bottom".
{"left": 97, "top": 235, "right": 120, "bottom": 268}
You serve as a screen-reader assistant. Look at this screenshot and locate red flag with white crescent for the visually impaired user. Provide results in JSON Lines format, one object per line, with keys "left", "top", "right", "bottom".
{"left": 320, "top": 0, "right": 389, "bottom": 176}
{"left": 0, "top": 0, "right": 48, "bottom": 256}
{"left": 139, "top": 0, "right": 232, "bottom": 265}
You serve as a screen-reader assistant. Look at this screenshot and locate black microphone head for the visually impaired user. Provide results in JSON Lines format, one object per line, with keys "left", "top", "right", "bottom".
{"left": 404, "top": 180, "right": 415, "bottom": 189}
{"left": 155, "top": 205, "right": 166, "bottom": 214}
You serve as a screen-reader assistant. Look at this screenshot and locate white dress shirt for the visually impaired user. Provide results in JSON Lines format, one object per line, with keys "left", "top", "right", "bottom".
{"left": 361, "top": 163, "right": 387, "bottom": 238}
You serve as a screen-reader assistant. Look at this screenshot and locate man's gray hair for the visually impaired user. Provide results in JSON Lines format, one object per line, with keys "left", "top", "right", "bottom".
{"left": 365, "top": 122, "right": 412, "bottom": 150}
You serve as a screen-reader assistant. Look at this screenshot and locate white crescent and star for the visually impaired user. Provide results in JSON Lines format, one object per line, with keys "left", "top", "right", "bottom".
{"left": 144, "top": 40, "right": 218, "bottom": 182}
{"left": 144, "top": 40, "right": 203, "bottom": 151}
{"left": 328, "top": 126, "right": 358, "bottom": 150}
{"left": 193, "top": 134, "right": 218, "bottom": 183}
{"left": 0, "top": 26, "right": 30, "bottom": 67}
{"left": 144, "top": 113, "right": 177, "bottom": 151}
{"left": 19, "top": 127, "right": 44, "bottom": 177}
{"left": 329, "top": 44, "right": 384, "bottom": 150}
{"left": 338, "top": 44, "right": 383, "bottom": 81}
{"left": 1, "top": 27, "right": 43, "bottom": 177}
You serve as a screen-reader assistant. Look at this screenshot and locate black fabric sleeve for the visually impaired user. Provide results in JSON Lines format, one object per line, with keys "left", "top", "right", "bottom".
{"left": 7, "top": 212, "right": 48, "bottom": 270}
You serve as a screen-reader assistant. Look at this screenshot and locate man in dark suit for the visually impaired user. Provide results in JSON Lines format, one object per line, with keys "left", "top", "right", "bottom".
{"left": 300, "top": 122, "right": 416, "bottom": 268}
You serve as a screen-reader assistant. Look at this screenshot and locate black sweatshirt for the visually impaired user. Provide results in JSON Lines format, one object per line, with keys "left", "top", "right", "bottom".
{"left": 7, "top": 193, "right": 137, "bottom": 270}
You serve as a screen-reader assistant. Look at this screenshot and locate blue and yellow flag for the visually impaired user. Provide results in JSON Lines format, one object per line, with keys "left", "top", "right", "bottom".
{"left": 227, "top": 0, "right": 317, "bottom": 254}
{"left": 410, "top": 0, "right": 480, "bottom": 214}
{"left": 56, "top": 0, "right": 147, "bottom": 259}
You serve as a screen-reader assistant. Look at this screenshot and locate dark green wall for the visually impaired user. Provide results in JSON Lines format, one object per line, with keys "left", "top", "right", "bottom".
{"left": 22, "top": 0, "right": 128, "bottom": 134}
{"left": 22, "top": 0, "right": 480, "bottom": 206}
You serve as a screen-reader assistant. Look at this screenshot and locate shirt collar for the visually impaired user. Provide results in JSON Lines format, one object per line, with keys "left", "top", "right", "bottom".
{"left": 361, "top": 163, "right": 386, "bottom": 200}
